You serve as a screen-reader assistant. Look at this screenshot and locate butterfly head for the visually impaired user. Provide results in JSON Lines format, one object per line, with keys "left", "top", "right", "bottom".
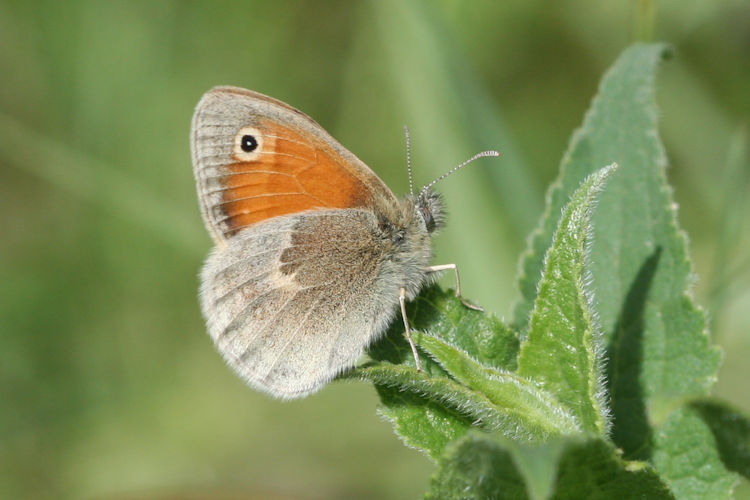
{"left": 384, "top": 189, "right": 444, "bottom": 300}
{"left": 400, "top": 127, "right": 498, "bottom": 236}
{"left": 414, "top": 188, "right": 445, "bottom": 233}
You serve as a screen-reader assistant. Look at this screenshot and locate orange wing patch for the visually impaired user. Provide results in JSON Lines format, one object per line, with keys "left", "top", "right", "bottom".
{"left": 212, "top": 120, "right": 374, "bottom": 237}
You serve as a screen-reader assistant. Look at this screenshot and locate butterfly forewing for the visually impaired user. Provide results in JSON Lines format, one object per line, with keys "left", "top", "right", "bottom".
{"left": 191, "top": 86, "right": 400, "bottom": 242}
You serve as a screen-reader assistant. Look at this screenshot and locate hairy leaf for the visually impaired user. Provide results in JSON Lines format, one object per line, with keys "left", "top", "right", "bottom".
{"left": 517, "top": 165, "right": 616, "bottom": 436}
{"left": 352, "top": 286, "right": 520, "bottom": 457}
{"left": 690, "top": 399, "right": 750, "bottom": 480}
{"left": 426, "top": 434, "right": 674, "bottom": 500}
{"left": 652, "top": 404, "right": 738, "bottom": 499}
{"left": 513, "top": 43, "right": 720, "bottom": 458}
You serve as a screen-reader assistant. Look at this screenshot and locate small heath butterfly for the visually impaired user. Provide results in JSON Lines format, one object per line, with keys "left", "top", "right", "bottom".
{"left": 191, "top": 86, "right": 498, "bottom": 399}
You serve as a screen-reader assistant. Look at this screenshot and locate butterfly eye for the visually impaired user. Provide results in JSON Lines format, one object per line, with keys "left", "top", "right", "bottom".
{"left": 420, "top": 206, "right": 436, "bottom": 232}
{"left": 241, "top": 135, "right": 258, "bottom": 152}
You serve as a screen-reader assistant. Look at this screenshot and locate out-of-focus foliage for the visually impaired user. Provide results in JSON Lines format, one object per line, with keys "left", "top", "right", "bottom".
{"left": 1, "top": 1, "right": 748, "bottom": 498}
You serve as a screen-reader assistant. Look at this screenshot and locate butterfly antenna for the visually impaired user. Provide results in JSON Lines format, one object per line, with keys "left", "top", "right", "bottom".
{"left": 420, "top": 150, "right": 501, "bottom": 195}
{"left": 404, "top": 125, "right": 414, "bottom": 195}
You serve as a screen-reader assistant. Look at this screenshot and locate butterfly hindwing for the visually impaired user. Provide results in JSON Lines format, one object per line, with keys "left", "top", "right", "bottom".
{"left": 199, "top": 210, "right": 401, "bottom": 398}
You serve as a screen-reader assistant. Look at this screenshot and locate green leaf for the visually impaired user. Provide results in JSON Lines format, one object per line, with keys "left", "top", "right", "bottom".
{"left": 513, "top": 42, "right": 720, "bottom": 456}
{"left": 415, "top": 332, "right": 579, "bottom": 438}
{"left": 426, "top": 434, "right": 674, "bottom": 500}
{"left": 690, "top": 399, "right": 750, "bottom": 480}
{"left": 652, "top": 404, "right": 738, "bottom": 499}
{"left": 375, "top": 385, "right": 471, "bottom": 461}
{"left": 513, "top": 42, "right": 672, "bottom": 335}
{"left": 552, "top": 439, "right": 674, "bottom": 499}
{"left": 509, "top": 439, "right": 567, "bottom": 500}
{"left": 425, "top": 433, "right": 528, "bottom": 500}
{"left": 356, "top": 335, "right": 578, "bottom": 451}
{"left": 518, "top": 164, "right": 617, "bottom": 436}
{"left": 358, "top": 363, "right": 528, "bottom": 438}
{"left": 352, "top": 286, "right": 521, "bottom": 458}
{"left": 369, "top": 285, "right": 519, "bottom": 371}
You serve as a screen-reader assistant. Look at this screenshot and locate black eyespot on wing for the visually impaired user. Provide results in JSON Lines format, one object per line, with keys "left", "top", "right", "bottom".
{"left": 241, "top": 134, "right": 258, "bottom": 152}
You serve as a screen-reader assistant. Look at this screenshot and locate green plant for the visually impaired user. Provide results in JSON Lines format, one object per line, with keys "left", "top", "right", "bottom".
{"left": 348, "top": 43, "right": 750, "bottom": 499}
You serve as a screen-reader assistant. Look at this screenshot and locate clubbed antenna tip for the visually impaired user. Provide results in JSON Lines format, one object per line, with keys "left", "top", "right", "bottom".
{"left": 420, "top": 150, "right": 501, "bottom": 194}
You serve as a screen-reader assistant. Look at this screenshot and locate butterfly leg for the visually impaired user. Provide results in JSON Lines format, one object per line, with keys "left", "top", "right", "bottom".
{"left": 426, "top": 264, "right": 484, "bottom": 311}
{"left": 399, "top": 287, "right": 423, "bottom": 371}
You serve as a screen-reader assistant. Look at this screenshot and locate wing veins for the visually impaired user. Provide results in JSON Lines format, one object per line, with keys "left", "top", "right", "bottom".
{"left": 257, "top": 291, "right": 328, "bottom": 380}
{"left": 201, "top": 170, "right": 297, "bottom": 180}
{"left": 216, "top": 192, "right": 328, "bottom": 208}
{"left": 213, "top": 195, "right": 332, "bottom": 224}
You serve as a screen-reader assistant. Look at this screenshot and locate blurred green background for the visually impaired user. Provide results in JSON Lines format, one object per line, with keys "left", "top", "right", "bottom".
{"left": 1, "top": 1, "right": 749, "bottom": 498}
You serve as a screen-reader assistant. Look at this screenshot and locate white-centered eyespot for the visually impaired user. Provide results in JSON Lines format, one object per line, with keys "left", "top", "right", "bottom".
{"left": 233, "top": 126, "right": 263, "bottom": 161}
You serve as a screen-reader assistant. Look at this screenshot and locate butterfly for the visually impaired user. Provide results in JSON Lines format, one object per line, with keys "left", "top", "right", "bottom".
{"left": 191, "top": 86, "right": 498, "bottom": 399}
